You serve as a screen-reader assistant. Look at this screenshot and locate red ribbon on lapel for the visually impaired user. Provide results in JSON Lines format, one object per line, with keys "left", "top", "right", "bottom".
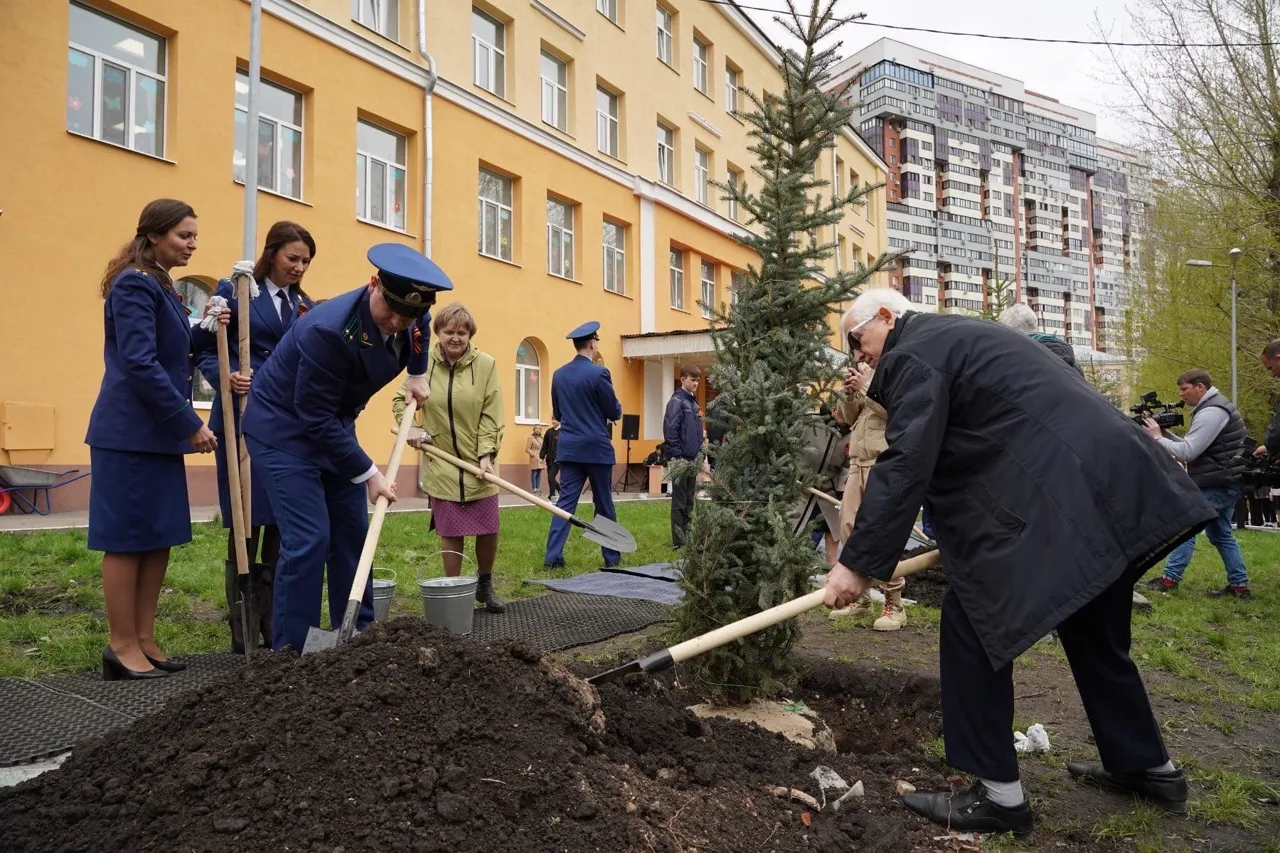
{"left": 412, "top": 326, "right": 423, "bottom": 355}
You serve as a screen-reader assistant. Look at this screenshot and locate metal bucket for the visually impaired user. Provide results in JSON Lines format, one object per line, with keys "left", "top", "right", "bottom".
{"left": 371, "top": 568, "right": 397, "bottom": 621}
{"left": 418, "top": 576, "right": 478, "bottom": 635}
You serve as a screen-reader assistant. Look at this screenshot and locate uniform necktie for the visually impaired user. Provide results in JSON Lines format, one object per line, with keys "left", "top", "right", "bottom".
{"left": 277, "top": 290, "right": 292, "bottom": 328}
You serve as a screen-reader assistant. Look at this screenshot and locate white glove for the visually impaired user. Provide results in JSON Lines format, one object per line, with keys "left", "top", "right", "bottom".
{"left": 231, "top": 260, "right": 260, "bottom": 298}
{"left": 200, "top": 295, "right": 229, "bottom": 332}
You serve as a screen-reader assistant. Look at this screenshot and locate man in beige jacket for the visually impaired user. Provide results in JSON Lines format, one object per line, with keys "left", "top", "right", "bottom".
{"left": 830, "top": 361, "right": 907, "bottom": 630}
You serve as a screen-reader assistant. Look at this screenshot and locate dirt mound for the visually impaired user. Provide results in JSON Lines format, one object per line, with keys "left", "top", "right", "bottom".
{"left": 0, "top": 620, "right": 944, "bottom": 853}
{"left": 904, "top": 566, "right": 949, "bottom": 609}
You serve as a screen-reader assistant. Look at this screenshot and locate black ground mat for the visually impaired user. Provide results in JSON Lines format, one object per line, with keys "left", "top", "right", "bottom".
{"left": 469, "top": 592, "right": 672, "bottom": 650}
{"left": 0, "top": 679, "right": 131, "bottom": 767}
{"left": 40, "top": 653, "right": 248, "bottom": 721}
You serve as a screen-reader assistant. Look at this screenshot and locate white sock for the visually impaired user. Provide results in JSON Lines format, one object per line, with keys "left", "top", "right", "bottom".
{"left": 1148, "top": 761, "right": 1175, "bottom": 773}
{"left": 980, "top": 778, "right": 1025, "bottom": 807}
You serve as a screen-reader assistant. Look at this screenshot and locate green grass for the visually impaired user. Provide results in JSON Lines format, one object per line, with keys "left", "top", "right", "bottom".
{"left": 0, "top": 501, "right": 680, "bottom": 677}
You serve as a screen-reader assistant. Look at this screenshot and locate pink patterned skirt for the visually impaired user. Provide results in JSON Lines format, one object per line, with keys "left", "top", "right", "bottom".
{"left": 429, "top": 494, "right": 501, "bottom": 537}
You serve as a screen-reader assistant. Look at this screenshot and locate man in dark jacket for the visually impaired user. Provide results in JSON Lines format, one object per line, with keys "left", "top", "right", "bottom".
{"left": 663, "top": 365, "right": 703, "bottom": 548}
{"left": 824, "top": 289, "right": 1216, "bottom": 835}
{"left": 539, "top": 420, "right": 560, "bottom": 501}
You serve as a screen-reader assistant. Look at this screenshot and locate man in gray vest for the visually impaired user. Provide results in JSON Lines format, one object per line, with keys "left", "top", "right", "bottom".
{"left": 1141, "top": 369, "right": 1251, "bottom": 598}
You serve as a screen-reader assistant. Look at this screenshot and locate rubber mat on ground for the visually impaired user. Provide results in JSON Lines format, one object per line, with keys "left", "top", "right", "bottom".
{"left": 469, "top": 592, "right": 671, "bottom": 650}
{"left": 526, "top": 572, "right": 685, "bottom": 605}
{"left": 40, "top": 653, "right": 248, "bottom": 721}
{"left": 0, "top": 678, "right": 132, "bottom": 767}
{"left": 599, "top": 562, "right": 681, "bottom": 581}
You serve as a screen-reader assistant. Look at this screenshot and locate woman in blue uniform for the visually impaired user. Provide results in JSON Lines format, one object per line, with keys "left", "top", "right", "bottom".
{"left": 193, "top": 221, "right": 316, "bottom": 652}
{"left": 85, "top": 199, "right": 222, "bottom": 680}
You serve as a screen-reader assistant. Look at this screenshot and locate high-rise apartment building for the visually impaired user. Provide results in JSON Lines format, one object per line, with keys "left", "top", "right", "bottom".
{"left": 831, "top": 39, "right": 1149, "bottom": 352}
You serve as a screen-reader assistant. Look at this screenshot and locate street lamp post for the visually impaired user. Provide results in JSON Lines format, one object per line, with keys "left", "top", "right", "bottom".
{"left": 1185, "top": 247, "right": 1243, "bottom": 402}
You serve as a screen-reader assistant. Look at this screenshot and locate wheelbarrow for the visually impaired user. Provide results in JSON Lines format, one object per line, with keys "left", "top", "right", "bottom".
{"left": 0, "top": 466, "right": 92, "bottom": 516}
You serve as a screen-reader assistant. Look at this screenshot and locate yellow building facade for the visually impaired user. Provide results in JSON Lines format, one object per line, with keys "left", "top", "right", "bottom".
{"left": 0, "top": 0, "right": 886, "bottom": 511}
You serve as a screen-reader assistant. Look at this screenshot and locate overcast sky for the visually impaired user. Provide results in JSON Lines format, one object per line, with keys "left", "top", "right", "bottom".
{"left": 741, "top": 0, "right": 1139, "bottom": 142}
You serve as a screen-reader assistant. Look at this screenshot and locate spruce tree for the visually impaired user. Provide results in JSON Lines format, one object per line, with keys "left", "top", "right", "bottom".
{"left": 675, "top": 0, "right": 892, "bottom": 702}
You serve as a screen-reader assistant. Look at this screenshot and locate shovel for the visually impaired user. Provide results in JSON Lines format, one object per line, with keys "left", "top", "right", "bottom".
{"left": 805, "top": 487, "right": 931, "bottom": 544}
{"left": 586, "top": 549, "right": 942, "bottom": 684}
{"left": 302, "top": 400, "right": 419, "bottom": 654}
{"left": 408, "top": 438, "right": 637, "bottom": 553}
{"left": 215, "top": 322, "right": 256, "bottom": 657}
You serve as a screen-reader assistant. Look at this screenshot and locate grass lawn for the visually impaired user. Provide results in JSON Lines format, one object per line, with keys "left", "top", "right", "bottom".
{"left": 0, "top": 500, "right": 680, "bottom": 678}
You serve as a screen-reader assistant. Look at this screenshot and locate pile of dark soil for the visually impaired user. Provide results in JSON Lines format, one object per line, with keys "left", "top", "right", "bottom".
{"left": 904, "top": 565, "right": 949, "bottom": 609}
{"left": 0, "top": 620, "right": 947, "bottom": 853}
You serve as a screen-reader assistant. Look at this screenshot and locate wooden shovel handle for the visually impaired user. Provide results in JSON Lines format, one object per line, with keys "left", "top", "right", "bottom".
{"left": 409, "top": 437, "right": 577, "bottom": 523}
{"left": 234, "top": 271, "right": 253, "bottom": 528}
{"left": 216, "top": 324, "right": 250, "bottom": 580}
{"left": 806, "top": 487, "right": 840, "bottom": 507}
{"left": 665, "top": 549, "right": 942, "bottom": 666}
{"left": 347, "top": 401, "right": 419, "bottom": 610}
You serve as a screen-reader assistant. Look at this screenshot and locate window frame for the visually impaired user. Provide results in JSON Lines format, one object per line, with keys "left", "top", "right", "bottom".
{"left": 602, "top": 220, "right": 626, "bottom": 294}
{"left": 351, "top": 0, "right": 399, "bottom": 41}
{"left": 656, "top": 6, "right": 674, "bottom": 66}
{"left": 176, "top": 277, "right": 215, "bottom": 407}
{"left": 692, "top": 37, "right": 709, "bottom": 95}
{"left": 724, "top": 64, "right": 739, "bottom": 114}
{"left": 471, "top": 7, "right": 506, "bottom": 98}
{"left": 700, "top": 260, "right": 715, "bottom": 319}
{"left": 596, "top": 0, "right": 618, "bottom": 24}
{"left": 726, "top": 166, "right": 740, "bottom": 221}
{"left": 539, "top": 51, "right": 568, "bottom": 132}
{"left": 546, "top": 197, "right": 575, "bottom": 280}
{"left": 596, "top": 86, "right": 619, "bottom": 158}
{"left": 478, "top": 167, "right": 514, "bottom": 262}
{"left": 669, "top": 248, "right": 685, "bottom": 310}
{"left": 657, "top": 123, "right": 675, "bottom": 186}
{"left": 694, "top": 147, "right": 711, "bottom": 206}
{"left": 355, "top": 119, "right": 408, "bottom": 231}
{"left": 514, "top": 340, "right": 541, "bottom": 423}
{"left": 234, "top": 69, "right": 305, "bottom": 200}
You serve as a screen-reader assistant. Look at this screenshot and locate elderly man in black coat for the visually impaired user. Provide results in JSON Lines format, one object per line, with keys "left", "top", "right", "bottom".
{"left": 824, "top": 289, "right": 1216, "bottom": 835}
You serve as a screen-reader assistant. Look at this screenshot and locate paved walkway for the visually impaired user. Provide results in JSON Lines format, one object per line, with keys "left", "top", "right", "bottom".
{"left": 0, "top": 490, "right": 667, "bottom": 533}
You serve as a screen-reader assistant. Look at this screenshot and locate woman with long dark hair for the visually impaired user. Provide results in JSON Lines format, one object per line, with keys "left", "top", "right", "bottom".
{"left": 85, "top": 198, "right": 222, "bottom": 680}
{"left": 192, "top": 221, "right": 316, "bottom": 653}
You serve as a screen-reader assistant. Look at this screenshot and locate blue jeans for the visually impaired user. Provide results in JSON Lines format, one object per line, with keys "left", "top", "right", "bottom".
{"left": 531, "top": 469, "right": 542, "bottom": 493}
{"left": 1163, "top": 483, "right": 1248, "bottom": 587}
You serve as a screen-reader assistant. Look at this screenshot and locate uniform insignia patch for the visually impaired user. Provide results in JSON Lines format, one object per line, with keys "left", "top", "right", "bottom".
{"left": 412, "top": 326, "right": 423, "bottom": 355}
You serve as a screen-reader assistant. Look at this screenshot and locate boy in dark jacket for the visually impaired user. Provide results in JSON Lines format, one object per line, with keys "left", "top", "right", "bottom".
{"left": 662, "top": 365, "right": 703, "bottom": 547}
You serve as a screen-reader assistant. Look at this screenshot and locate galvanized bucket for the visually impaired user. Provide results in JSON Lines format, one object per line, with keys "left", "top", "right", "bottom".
{"left": 371, "top": 568, "right": 397, "bottom": 621}
{"left": 417, "top": 551, "right": 477, "bottom": 635}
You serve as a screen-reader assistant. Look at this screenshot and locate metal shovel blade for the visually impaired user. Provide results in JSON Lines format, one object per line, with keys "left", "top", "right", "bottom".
{"left": 235, "top": 574, "right": 257, "bottom": 658}
{"left": 302, "top": 626, "right": 339, "bottom": 654}
{"left": 577, "top": 514, "right": 638, "bottom": 553}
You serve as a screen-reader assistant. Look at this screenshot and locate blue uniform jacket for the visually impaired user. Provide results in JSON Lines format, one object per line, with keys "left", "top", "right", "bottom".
{"left": 662, "top": 388, "right": 703, "bottom": 460}
{"left": 191, "top": 278, "right": 314, "bottom": 433}
{"left": 85, "top": 269, "right": 205, "bottom": 454}
{"left": 241, "top": 286, "right": 430, "bottom": 481}
{"left": 551, "top": 355, "right": 622, "bottom": 464}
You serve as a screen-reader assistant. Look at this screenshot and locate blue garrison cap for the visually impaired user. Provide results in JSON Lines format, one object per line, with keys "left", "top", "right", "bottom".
{"left": 566, "top": 320, "right": 601, "bottom": 342}
{"left": 367, "top": 243, "right": 453, "bottom": 317}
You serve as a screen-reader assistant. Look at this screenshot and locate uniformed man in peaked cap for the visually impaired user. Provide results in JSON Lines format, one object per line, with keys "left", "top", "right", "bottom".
{"left": 544, "top": 321, "right": 625, "bottom": 568}
{"left": 243, "top": 243, "right": 449, "bottom": 651}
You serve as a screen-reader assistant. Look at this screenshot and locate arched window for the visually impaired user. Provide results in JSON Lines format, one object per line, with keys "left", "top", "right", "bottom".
{"left": 175, "top": 277, "right": 215, "bottom": 406}
{"left": 515, "top": 340, "right": 540, "bottom": 422}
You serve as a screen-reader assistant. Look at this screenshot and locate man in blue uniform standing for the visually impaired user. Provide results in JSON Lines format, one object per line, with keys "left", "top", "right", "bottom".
{"left": 242, "top": 243, "right": 449, "bottom": 651}
{"left": 544, "top": 321, "right": 624, "bottom": 569}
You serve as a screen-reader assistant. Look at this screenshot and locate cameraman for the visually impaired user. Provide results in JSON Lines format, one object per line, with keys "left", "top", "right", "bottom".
{"left": 1141, "top": 369, "right": 1251, "bottom": 598}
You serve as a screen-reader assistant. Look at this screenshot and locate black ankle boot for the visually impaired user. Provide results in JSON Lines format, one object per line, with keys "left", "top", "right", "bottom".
{"left": 476, "top": 575, "right": 507, "bottom": 614}
{"left": 254, "top": 562, "right": 275, "bottom": 648}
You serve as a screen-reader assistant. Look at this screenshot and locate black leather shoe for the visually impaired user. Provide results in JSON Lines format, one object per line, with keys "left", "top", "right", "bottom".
{"left": 902, "top": 781, "right": 1033, "bottom": 835}
{"left": 144, "top": 654, "right": 187, "bottom": 673}
{"left": 543, "top": 561, "right": 566, "bottom": 569}
{"left": 1067, "top": 762, "right": 1188, "bottom": 813}
{"left": 102, "top": 646, "right": 167, "bottom": 681}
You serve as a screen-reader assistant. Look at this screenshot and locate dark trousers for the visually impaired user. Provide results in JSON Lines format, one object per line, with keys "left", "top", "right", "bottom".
{"left": 247, "top": 437, "right": 375, "bottom": 652}
{"left": 546, "top": 460, "right": 559, "bottom": 495}
{"left": 940, "top": 562, "right": 1169, "bottom": 782}
{"left": 544, "top": 462, "right": 619, "bottom": 566}
{"left": 670, "top": 468, "right": 697, "bottom": 547}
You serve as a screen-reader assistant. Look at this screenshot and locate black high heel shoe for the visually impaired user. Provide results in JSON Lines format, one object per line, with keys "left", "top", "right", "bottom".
{"left": 144, "top": 654, "right": 187, "bottom": 673}
{"left": 102, "top": 646, "right": 168, "bottom": 681}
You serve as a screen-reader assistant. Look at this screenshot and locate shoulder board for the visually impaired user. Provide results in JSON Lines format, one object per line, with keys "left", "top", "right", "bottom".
{"left": 343, "top": 312, "right": 374, "bottom": 348}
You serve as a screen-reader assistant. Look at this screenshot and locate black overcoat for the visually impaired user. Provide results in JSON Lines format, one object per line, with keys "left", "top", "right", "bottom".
{"left": 839, "top": 312, "right": 1215, "bottom": 669}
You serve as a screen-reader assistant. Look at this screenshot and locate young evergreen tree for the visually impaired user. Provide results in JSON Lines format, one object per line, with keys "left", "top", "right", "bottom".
{"left": 675, "top": 0, "right": 893, "bottom": 702}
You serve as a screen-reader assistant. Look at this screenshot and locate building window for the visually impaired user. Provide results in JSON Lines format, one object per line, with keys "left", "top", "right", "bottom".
{"left": 472, "top": 8, "right": 505, "bottom": 98}
{"left": 693, "top": 38, "right": 709, "bottom": 95}
{"left": 67, "top": 3, "right": 167, "bottom": 157}
{"left": 603, "top": 220, "right": 625, "bottom": 294}
{"left": 352, "top": 0, "right": 398, "bottom": 40}
{"left": 596, "top": 0, "right": 618, "bottom": 24}
{"left": 234, "top": 70, "right": 303, "bottom": 200}
{"left": 724, "top": 65, "right": 739, "bottom": 114}
{"left": 540, "top": 51, "right": 568, "bottom": 132}
{"left": 355, "top": 120, "right": 407, "bottom": 231}
{"left": 669, "top": 248, "right": 685, "bottom": 310}
{"left": 656, "top": 6, "right": 674, "bottom": 66}
{"left": 726, "top": 166, "right": 741, "bottom": 220}
{"left": 515, "top": 340, "right": 541, "bottom": 421}
{"left": 657, "top": 124, "right": 675, "bottom": 186}
{"left": 695, "top": 148, "right": 710, "bottom": 205}
{"left": 596, "top": 86, "right": 619, "bottom": 157}
{"left": 478, "top": 167, "right": 513, "bottom": 261}
{"left": 730, "top": 269, "right": 745, "bottom": 306}
{"left": 176, "top": 278, "right": 215, "bottom": 405}
{"left": 700, "top": 260, "right": 715, "bottom": 319}
{"left": 546, "top": 197, "right": 574, "bottom": 279}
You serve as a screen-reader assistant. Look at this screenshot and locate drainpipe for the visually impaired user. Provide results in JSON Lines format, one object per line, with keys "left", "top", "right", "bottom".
{"left": 416, "top": 0, "right": 439, "bottom": 257}
{"left": 241, "top": 0, "right": 262, "bottom": 258}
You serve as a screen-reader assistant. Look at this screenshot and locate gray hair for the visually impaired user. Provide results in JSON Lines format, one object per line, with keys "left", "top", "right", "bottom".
{"left": 997, "top": 303, "right": 1038, "bottom": 333}
{"left": 844, "top": 288, "right": 913, "bottom": 327}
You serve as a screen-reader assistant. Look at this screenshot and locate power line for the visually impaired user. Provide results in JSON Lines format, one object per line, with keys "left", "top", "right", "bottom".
{"left": 700, "top": 0, "right": 1279, "bottom": 48}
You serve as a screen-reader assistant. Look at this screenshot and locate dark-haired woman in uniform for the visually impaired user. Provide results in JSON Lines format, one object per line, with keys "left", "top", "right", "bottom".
{"left": 85, "top": 198, "right": 224, "bottom": 680}
{"left": 192, "top": 221, "right": 316, "bottom": 652}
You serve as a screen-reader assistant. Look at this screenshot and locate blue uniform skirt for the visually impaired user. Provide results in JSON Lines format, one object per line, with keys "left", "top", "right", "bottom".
{"left": 87, "top": 446, "right": 192, "bottom": 552}
{"left": 214, "top": 431, "right": 276, "bottom": 528}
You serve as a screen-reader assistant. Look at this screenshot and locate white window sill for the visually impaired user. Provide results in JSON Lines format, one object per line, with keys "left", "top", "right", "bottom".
{"left": 68, "top": 130, "right": 176, "bottom": 164}
{"left": 357, "top": 216, "right": 416, "bottom": 237}
{"left": 603, "top": 287, "right": 632, "bottom": 300}
{"left": 547, "top": 272, "right": 582, "bottom": 284}
{"left": 233, "top": 179, "right": 314, "bottom": 207}
{"left": 194, "top": 401, "right": 212, "bottom": 411}
{"left": 350, "top": 19, "right": 408, "bottom": 50}
{"left": 542, "top": 120, "right": 574, "bottom": 139}
{"left": 479, "top": 252, "right": 522, "bottom": 268}
{"left": 474, "top": 85, "right": 515, "bottom": 107}
{"left": 514, "top": 416, "right": 544, "bottom": 426}
{"left": 671, "top": 305, "right": 690, "bottom": 314}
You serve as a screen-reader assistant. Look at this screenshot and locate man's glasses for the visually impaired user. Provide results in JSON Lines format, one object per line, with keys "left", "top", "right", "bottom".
{"left": 846, "top": 314, "right": 877, "bottom": 353}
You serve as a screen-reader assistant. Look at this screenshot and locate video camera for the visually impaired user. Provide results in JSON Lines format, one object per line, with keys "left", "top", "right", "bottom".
{"left": 1130, "top": 391, "right": 1185, "bottom": 430}
{"left": 1242, "top": 437, "right": 1280, "bottom": 488}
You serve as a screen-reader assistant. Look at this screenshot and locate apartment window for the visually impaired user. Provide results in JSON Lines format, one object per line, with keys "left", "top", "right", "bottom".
{"left": 700, "top": 260, "right": 715, "bottom": 319}
{"left": 515, "top": 340, "right": 541, "bottom": 421}
{"left": 478, "top": 167, "right": 513, "bottom": 261}
{"left": 603, "top": 220, "right": 625, "bottom": 294}
{"left": 724, "top": 65, "right": 740, "bottom": 114}
{"left": 546, "top": 197, "right": 575, "bottom": 279}
{"left": 67, "top": 3, "right": 166, "bottom": 156}
{"left": 356, "top": 120, "right": 407, "bottom": 230}
{"left": 472, "top": 8, "right": 505, "bottom": 98}
{"left": 597, "top": 0, "right": 620, "bottom": 23}
{"left": 234, "top": 70, "right": 303, "bottom": 200}
{"left": 669, "top": 248, "right": 685, "bottom": 310}
{"left": 730, "top": 269, "right": 745, "bottom": 306}
{"left": 695, "top": 148, "right": 710, "bottom": 206}
{"left": 656, "top": 6, "right": 674, "bottom": 66}
{"left": 596, "top": 87, "right": 619, "bottom": 157}
{"left": 540, "top": 51, "right": 568, "bottom": 131}
{"left": 657, "top": 124, "right": 675, "bottom": 186}
{"left": 352, "top": 0, "right": 398, "bottom": 40}
{"left": 176, "top": 278, "right": 215, "bottom": 405}
{"left": 693, "top": 38, "right": 709, "bottom": 95}
{"left": 726, "top": 166, "right": 741, "bottom": 221}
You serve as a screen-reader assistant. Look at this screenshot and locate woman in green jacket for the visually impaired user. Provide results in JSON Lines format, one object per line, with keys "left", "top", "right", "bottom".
{"left": 394, "top": 303, "right": 506, "bottom": 612}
